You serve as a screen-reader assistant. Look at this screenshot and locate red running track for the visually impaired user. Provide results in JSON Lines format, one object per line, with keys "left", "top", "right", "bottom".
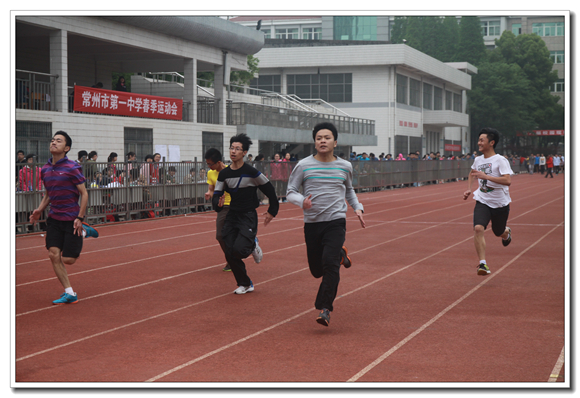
{"left": 13, "top": 173, "right": 568, "bottom": 387}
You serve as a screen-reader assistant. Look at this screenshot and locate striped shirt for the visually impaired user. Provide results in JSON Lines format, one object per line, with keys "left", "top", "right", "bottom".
{"left": 213, "top": 163, "right": 279, "bottom": 216}
{"left": 41, "top": 156, "right": 86, "bottom": 221}
{"left": 286, "top": 155, "right": 363, "bottom": 223}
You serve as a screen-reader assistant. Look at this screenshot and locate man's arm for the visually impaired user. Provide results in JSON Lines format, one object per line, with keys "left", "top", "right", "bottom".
{"left": 463, "top": 169, "right": 475, "bottom": 200}
{"left": 30, "top": 192, "right": 51, "bottom": 225}
{"left": 74, "top": 183, "right": 89, "bottom": 236}
{"left": 286, "top": 163, "right": 306, "bottom": 208}
{"left": 470, "top": 170, "right": 511, "bottom": 186}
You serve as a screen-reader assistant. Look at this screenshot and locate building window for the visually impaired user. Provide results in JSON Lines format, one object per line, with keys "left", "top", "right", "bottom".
{"left": 552, "top": 79, "right": 564, "bottom": 92}
{"left": 481, "top": 20, "right": 501, "bottom": 36}
{"left": 409, "top": 78, "right": 421, "bottom": 107}
{"left": 124, "top": 127, "right": 153, "bottom": 163}
{"left": 434, "top": 86, "right": 443, "bottom": 110}
{"left": 202, "top": 132, "right": 224, "bottom": 159}
{"left": 16, "top": 121, "right": 52, "bottom": 164}
{"left": 550, "top": 50, "right": 565, "bottom": 64}
{"left": 512, "top": 23, "right": 521, "bottom": 36}
{"left": 302, "top": 27, "right": 321, "bottom": 40}
{"left": 396, "top": 74, "right": 408, "bottom": 105}
{"left": 532, "top": 22, "right": 564, "bottom": 37}
{"left": 453, "top": 93, "right": 462, "bottom": 112}
{"left": 261, "top": 29, "right": 271, "bottom": 39}
{"left": 445, "top": 90, "right": 453, "bottom": 111}
{"left": 287, "top": 73, "right": 352, "bottom": 103}
{"left": 249, "top": 75, "right": 282, "bottom": 93}
{"left": 423, "top": 83, "right": 433, "bottom": 110}
{"left": 275, "top": 28, "right": 299, "bottom": 39}
{"left": 333, "top": 16, "right": 377, "bottom": 41}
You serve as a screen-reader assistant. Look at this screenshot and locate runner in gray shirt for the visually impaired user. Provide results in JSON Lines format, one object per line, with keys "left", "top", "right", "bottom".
{"left": 287, "top": 122, "right": 365, "bottom": 327}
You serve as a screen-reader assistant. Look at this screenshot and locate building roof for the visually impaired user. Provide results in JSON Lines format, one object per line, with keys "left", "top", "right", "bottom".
{"left": 229, "top": 16, "right": 321, "bottom": 22}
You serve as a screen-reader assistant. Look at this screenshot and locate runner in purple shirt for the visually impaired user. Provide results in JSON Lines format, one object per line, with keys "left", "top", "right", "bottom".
{"left": 30, "top": 131, "right": 99, "bottom": 305}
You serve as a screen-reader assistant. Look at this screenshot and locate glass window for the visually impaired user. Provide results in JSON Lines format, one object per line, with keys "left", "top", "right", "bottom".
{"left": 481, "top": 20, "right": 501, "bottom": 36}
{"left": 286, "top": 73, "right": 352, "bottom": 103}
{"left": 249, "top": 75, "right": 282, "bottom": 93}
{"left": 202, "top": 132, "right": 223, "bottom": 160}
{"left": 275, "top": 28, "right": 299, "bottom": 39}
{"left": 302, "top": 27, "right": 321, "bottom": 40}
{"left": 453, "top": 93, "right": 462, "bottom": 112}
{"left": 552, "top": 79, "right": 564, "bottom": 92}
{"left": 533, "top": 22, "right": 564, "bottom": 37}
{"left": 396, "top": 74, "right": 408, "bottom": 105}
{"left": 333, "top": 16, "right": 377, "bottom": 41}
{"left": 445, "top": 90, "right": 453, "bottom": 111}
{"left": 512, "top": 23, "right": 521, "bottom": 36}
{"left": 125, "top": 127, "right": 153, "bottom": 163}
{"left": 409, "top": 78, "right": 421, "bottom": 107}
{"left": 434, "top": 86, "right": 443, "bottom": 110}
{"left": 261, "top": 29, "right": 271, "bottom": 39}
{"left": 16, "top": 121, "right": 52, "bottom": 164}
{"left": 423, "top": 83, "right": 433, "bottom": 110}
{"left": 550, "top": 51, "right": 564, "bottom": 64}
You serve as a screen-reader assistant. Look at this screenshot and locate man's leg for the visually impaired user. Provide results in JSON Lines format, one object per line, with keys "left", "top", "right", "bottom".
{"left": 48, "top": 247, "right": 73, "bottom": 289}
{"left": 216, "top": 206, "right": 231, "bottom": 271}
{"left": 474, "top": 225, "right": 486, "bottom": 262}
{"left": 222, "top": 211, "right": 254, "bottom": 288}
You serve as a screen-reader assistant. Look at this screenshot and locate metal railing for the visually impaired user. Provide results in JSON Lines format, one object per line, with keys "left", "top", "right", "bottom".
{"left": 227, "top": 102, "right": 375, "bottom": 135}
{"left": 16, "top": 69, "right": 58, "bottom": 111}
{"left": 15, "top": 158, "right": 532, "bottom": 234}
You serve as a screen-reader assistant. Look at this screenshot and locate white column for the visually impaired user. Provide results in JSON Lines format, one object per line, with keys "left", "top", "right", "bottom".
{"left": 49, "top": 29, "right": 67, "bottom": 113}
{"left": 184, "top": 58, "right": 197, "bottom": 123}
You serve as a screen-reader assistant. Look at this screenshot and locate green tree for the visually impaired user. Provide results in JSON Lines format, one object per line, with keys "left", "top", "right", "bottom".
{"left": 456, "top": 16, "right": 487, "bottom": 66}
{"left": 196, "top": 55, "right": 259, "bottom": 90}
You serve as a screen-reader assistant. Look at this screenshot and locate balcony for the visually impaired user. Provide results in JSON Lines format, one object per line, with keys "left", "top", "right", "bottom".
{"left": 423, "top": 110, "right": 469, "bottom": 128}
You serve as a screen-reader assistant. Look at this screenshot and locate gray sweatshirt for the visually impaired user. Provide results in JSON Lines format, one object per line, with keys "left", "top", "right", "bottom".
{"left": 286, "top": 155, "right": 364, "bottom": 223}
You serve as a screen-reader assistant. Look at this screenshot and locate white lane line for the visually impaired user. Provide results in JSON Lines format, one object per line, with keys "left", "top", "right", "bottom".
{"left": 548, "top": 345, "right": 565, "bottom": 382}
{"left": 347, "top": 222, "right": 564, "bottom": 382}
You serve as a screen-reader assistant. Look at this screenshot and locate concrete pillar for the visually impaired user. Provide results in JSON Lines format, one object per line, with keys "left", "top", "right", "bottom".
{"left": 214, "top": 64, "right": 227, "bottom": 125}
{"left": 49, "top": 29, "right": 67, "bottom": 113}
{"left": 184, "top": 58, "right": 197, "bottom": 123}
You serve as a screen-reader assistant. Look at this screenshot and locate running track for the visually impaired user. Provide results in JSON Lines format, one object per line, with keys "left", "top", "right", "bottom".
{"left": 13, "top": 174, "right": 568, "bottom": 387}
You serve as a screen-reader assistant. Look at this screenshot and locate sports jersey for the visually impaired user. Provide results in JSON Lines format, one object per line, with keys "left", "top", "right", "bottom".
{"left": 286, "top": 155, "right": 364, "bottom": 223}
{"left": 471, "top": 154, "right": 513, "bottom": 208}
{"left": 213, "top": 163, "right": 279, "bottom": 217}
{"left": 207, "top": 167, "right": 231, "bottom": 206}
{"left": 41, "top": 156, "right": 86, "bottom": 221}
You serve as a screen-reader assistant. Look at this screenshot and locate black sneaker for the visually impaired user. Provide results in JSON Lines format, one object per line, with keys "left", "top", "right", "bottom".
{"left": 316, "top": 309, "right": 331, "bottom": 326}
{"left": 340, "top": 246, "right": 352, "bottom": 268}
{"left": 477, "top": 263, "right": 490, "bottom": 275}
{"left": 502, "top": 227, "right": 512, "bottom": 247}
{"left": 222, "top": 264, "right": 232, "bottom": 272}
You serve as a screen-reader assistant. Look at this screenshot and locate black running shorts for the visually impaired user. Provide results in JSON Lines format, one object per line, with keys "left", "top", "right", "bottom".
{"left": 45, "top": 217, "right": 83, "bottom": 258}
{"left": 473, "top": 201, "right": 510, "bottom": 237}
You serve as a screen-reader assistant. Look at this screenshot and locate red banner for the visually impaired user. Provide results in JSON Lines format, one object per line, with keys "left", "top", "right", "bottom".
{"left": 73, "top": 86, "right": 182, "bottom": 120}
{"left": 444, "top": 144, "right": 461, "bottom": 152}
{"left": 516, "top": 130, "right": 565, "bottom": 136}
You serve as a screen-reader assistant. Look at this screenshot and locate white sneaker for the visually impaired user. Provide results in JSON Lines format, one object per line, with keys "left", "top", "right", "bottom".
{"left": 234, "top": 283, "right": 254, "bottom": 294}
{"left": 252, "top": 237, "right": 263, "bottom": 263}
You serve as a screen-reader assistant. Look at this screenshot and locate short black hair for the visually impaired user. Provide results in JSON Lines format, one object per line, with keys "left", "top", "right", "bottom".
{"left": 479, "top": 127, "right": 500, "bottom": 149}
{"left": 205, "top": 148, "right": 223, "bottom": 163}
{"left": 78, "top": 150, "right": 88, "bottom": 160}
{"left": 145, "top": 154, "right": 154, "bottom": 161}
{"left": 127, "top": 152, "right": 135, "bottom": 158}
{"left": 25, "top": 153, "right": 35, "bottom": 161}
{"left": 230, "top": 133, "right": 252, "bottom": 152}
{"left": 17, "top": 150, "right": 24, "bottom": 155}
{"left": 54, "top": 131, "right": 72, "bottom": 154}
{"left": 88, "top": 151, "right": 98, "bottom": 159}
{"left": 312, "top": 122, "right": 338, "bottom": 141}
{"left": 108, "top": 152, "right": 118, "bottom": 161}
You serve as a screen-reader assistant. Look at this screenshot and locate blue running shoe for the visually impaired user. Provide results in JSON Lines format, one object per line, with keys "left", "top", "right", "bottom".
{"left": 53, "top": 292, "right": 79, "bottom": 305}
{"left": 82, "top": 222, "right": 99, "bottom": 238}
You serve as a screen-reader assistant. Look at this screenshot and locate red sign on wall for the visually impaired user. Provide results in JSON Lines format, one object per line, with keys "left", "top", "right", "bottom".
{"left": 73, "top": 86, "right": 183, "bottom": 120}
{"left": 516, "top": 130, "right": 565, "bottom": 136}
{"left": 444, "top": 144, "right": 461, "bottom": 152}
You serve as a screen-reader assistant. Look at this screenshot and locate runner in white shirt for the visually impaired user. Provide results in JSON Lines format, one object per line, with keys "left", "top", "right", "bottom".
{"left": 463, "top": 128, "right": 513, "bottom": 276}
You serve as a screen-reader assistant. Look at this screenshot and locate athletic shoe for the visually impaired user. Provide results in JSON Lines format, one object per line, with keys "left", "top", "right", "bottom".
{"left": 316, "top": 308, "right": 331, "bottom": 326}
{"left": 252, "top": 237, "right": 263, "bottom": 263}
{"left": 340, "top": 246, "right": 352, "bottom": 268}
{"left": 82, "top": 222, "right": 99, "bottom": 238}
{"left": 502, "top": 227, "right": 512, "bottom": 247}
{"left": 53, "top": 292, "right": 79, "bottom": 305}
{"left": 222, "top": 264, "right": 232, "bottom": 272}
{"left": 234, "top": 283, "right": 254, "bottom": 295}
{"left": 477, "top": 263, "right": 490, "bottom": 275}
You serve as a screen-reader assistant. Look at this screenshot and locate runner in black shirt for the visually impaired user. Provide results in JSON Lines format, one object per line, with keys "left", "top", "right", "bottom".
{"left": 213, "top": 133, "right": 279, "bottom": 294}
